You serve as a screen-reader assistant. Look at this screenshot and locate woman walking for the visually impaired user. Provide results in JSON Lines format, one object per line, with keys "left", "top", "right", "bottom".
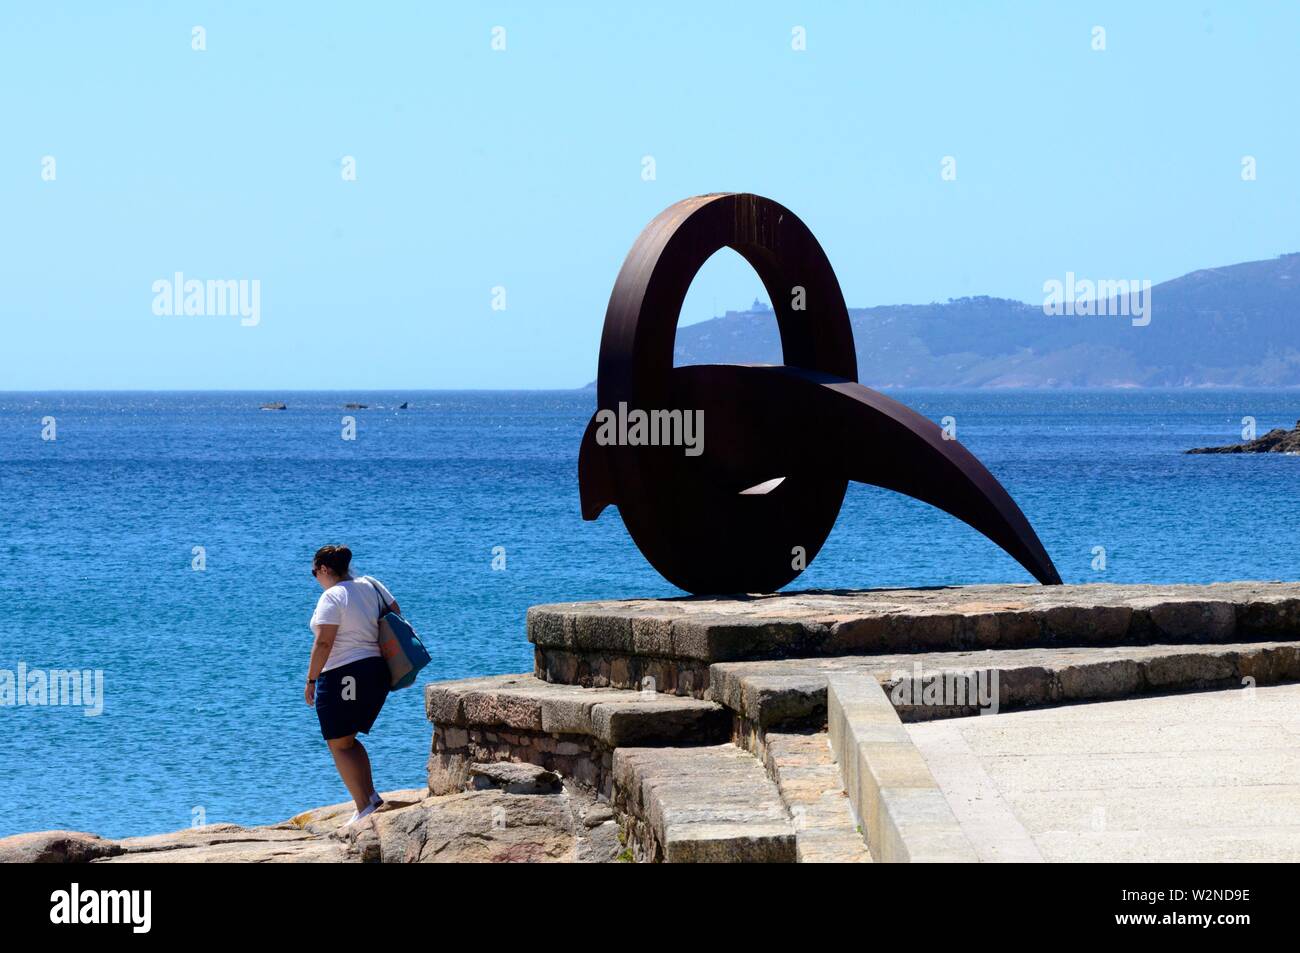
{"left": 305, "top": 545, "right": 397, "bottom": 825}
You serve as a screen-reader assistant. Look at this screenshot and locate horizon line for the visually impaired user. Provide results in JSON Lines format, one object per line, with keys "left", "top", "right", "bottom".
{"left": 6, "top": 384, "right": 1300, "bottom": 394}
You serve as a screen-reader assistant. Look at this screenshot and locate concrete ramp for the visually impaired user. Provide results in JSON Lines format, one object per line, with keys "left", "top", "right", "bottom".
{"left": 907, "top": 682, "right": 1300, "bottom": 862}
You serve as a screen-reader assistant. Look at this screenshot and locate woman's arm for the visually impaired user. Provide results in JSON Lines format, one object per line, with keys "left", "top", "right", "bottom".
{"left": 387, "top": 600, "right": 402, "bottom": 616}
{"left": 304, "top": 623, "right": 339, "bottom": 706}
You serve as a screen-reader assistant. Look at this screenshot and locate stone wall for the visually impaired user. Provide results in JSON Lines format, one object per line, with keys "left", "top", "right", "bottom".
{"left": 429, "top": 724, "right": 615, "bottom": 800}
{"left": 533, "top": 646, "right": 710, "bottom": 698}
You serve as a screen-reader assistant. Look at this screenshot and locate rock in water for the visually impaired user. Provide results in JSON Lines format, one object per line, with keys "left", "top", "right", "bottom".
{"left": 1187, "top": 420, "right": 1300, "bottom": 454}
{"left": 260, "top": 401, "right": 287, "bottom": 411}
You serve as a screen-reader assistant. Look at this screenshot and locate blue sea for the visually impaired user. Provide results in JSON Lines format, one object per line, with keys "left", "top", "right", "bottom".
{"left": 3, "top": 389, "right": 1299, "bottom": 838}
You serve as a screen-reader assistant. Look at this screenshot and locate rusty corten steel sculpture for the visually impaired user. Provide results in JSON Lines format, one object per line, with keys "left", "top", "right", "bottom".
{"left": 579, "top": 193, "right": 1061, "bottom": 594}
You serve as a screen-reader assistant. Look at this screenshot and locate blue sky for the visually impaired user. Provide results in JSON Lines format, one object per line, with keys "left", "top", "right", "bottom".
{"left": 2, "top": 2, "right": 1298, "bottom": 389}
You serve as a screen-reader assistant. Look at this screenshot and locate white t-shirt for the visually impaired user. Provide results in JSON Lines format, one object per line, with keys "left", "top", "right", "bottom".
{"left": 310, "top": 576, "right": 395, "bottom": 672}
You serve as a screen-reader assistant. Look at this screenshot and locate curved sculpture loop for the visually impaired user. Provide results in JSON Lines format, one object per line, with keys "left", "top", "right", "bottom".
{"left": 579, "top": 192, "right": 1061, "bottom": 594}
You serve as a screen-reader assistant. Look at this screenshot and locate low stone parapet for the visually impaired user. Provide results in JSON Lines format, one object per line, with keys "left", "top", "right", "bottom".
{"left": 528, "top": 582, "right": 1300, "bottom": 698}
{"left": 827, "top": 674, "right": 977, "bottom": 863}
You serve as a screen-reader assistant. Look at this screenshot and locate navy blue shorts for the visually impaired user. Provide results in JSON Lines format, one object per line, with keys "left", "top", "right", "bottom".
{"left": 315, "top": 656, "right": 390, "bottom": 741}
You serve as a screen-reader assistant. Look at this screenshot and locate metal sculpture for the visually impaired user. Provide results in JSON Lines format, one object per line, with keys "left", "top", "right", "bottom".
{"left": 579, "top": 193, "right": 1061, "bottom": 594}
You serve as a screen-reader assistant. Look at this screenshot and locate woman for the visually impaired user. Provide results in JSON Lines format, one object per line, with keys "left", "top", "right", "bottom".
{"left": 305, "top": 545, "right": 399, "bottom": 826}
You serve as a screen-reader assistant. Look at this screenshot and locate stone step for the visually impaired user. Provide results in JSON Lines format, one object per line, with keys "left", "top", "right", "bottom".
{"left": 425, "top": 674, "right": 730, "bottom": 797}
{"left": 711, "top": 640, "right": 1300, "bottom": 729}
{"left": 612, "top": 744, "right": 797, "bottom": 862}
{"left": 426, "top": 674, "right": 729, "bottom": 746}
{"left": 528, "top": 582, "right": 1300, "bottom": 696}
{"left": 752, "top": 730, "right": 871, "bottom": 863}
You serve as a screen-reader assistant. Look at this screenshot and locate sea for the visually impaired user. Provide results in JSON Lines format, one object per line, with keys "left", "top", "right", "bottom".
{"left": 2, "top": 389, "right": 1298, "bottom": 838}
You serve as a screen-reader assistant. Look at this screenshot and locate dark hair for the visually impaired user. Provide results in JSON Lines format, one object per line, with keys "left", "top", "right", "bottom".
{"left": 313, "top": 545, "right": 353, "bottom": 578}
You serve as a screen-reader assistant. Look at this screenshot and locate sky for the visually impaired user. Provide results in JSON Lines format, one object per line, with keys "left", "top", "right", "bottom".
{"left": 2, "top": 2, "right": 1298, "bottom": 389}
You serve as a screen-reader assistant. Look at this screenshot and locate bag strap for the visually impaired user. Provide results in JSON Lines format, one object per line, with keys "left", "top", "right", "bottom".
{"left": 365, "top": 576, "right": 388, "bottom": 618}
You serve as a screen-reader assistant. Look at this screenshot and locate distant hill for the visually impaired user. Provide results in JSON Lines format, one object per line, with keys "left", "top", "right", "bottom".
{"left": 654, "top": 253, "right": 1300, "bottom": 388}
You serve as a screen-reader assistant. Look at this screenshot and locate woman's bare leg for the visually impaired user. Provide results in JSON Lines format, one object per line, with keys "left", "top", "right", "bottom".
{"left": 327, "top": 734, "right": 377, "bottom": 810}
{"left": 353, "top": 737, "right": 378, "bottom": 803}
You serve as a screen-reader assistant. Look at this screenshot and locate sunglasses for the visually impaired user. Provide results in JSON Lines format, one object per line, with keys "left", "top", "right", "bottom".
{"left": 311, "top": 566, "right": 322, "bottom": 577}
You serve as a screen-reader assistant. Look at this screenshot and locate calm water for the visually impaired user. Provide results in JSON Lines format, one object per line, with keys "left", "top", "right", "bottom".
{"left": 2, "top": 389, "right": 1299, "bottom": 838}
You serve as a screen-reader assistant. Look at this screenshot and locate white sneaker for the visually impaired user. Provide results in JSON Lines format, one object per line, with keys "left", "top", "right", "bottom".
{"left": 343, "top": 799, "right": 381, "bottom": 828}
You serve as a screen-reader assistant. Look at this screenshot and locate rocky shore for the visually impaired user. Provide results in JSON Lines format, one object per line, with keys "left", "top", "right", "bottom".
{"left": 1187, "top": 420, "right": 1300, "bottom": 454}
{"left": 0, "top": 763, "right": 621, "bottom": 864}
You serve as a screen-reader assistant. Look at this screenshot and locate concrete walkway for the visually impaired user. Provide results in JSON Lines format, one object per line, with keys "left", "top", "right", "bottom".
{"left": 908, "top": 683, "right": 1300, "bottom": 862}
